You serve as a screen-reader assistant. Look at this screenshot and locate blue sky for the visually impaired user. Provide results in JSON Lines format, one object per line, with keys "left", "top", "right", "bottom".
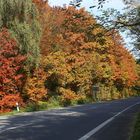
{"left": 48, "top": 0, "right": 126, "bottom": 13}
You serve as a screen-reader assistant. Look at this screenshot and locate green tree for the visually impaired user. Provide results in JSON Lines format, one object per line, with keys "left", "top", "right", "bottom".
{"left": 0, "top": 0, "right": 42, "bottom": 70}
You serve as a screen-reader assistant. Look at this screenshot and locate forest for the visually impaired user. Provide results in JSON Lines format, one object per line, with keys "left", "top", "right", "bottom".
{"left": 0, "top": 0, "right": 140, "bottom": 113}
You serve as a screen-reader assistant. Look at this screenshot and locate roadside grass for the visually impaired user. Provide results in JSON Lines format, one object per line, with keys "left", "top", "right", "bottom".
{"left": 131, "top": 113, "right": 140, "bottom": 140}
{"left": 0, "top": 98, "right": 61, "bottom": 116}
{"left": 0, "top": 96, "right": 139, "bottom": 117}
{"left": 0, "top": 110, "right": 24, "bottom": 116}
{"left": 0, "top": 97, "right": 91, "bottom": 116}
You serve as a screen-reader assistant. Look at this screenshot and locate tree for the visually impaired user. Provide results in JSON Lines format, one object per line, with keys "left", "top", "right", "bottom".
{"left": 39, "top": 3, "right": 138, "bottom": 100}
{"left": 69, "top": 0, "right": 139, "bottom": 8}
{"left": 70, "top": 0, "right": 140, "bottom": 55}
{"left": 0, "top": 28, "right": 26, "bottom": 112}
{"left": 0, "top": 0, "right": 42, "bottom": 70}
{"left": 23, "top": 69, "right": 46, "bottom": 103}
{"left": 126, "top": 7, "right": 140, "bottom": 51}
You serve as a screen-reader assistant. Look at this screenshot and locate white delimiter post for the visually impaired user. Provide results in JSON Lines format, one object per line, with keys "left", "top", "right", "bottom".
{"left": 16, "top": 102, "right": 20, "bottom": 112}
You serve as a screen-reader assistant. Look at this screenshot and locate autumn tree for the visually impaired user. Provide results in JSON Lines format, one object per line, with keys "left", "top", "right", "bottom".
{"left": 0, "top": 28, "right": 26, "bottom": 112}
{"left": 42, "top": 51, "right": 90, "bottom": 105}
{"left": 23, "top": 69, "right": 46, "bottom": 103}
{"left": 38, "top": 4, "right": 138, "bottom": 101}
{"left": 26, "top": 2, "right": 139, "bottom": 104}
{"left": 105, "top": 30, "right": 137, "bottom": 97}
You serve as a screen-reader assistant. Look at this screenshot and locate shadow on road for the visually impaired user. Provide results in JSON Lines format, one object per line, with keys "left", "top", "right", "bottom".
{"left": 0, "top": 105, "right": 95, "bottom": 140}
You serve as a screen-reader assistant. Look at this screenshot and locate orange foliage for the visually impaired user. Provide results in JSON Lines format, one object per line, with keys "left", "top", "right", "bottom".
{"left": 108, "top": 31, "right": 137, "bottom": 88}
{"left": 40, "top": 5, "right": 138, "bottom": 100}
{"left": 0, "top": 28, "right": 25, "bottom": 112}
{"left": 0, "top": 94, "right": 23, "bottom": 113}
{"left": 23, "top": 69, "right": 47, "bottom": 102}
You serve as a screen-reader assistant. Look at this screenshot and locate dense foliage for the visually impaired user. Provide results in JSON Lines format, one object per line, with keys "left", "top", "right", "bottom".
{"left": 0, "top": 0, "right": 42, "bottom": 71}
{"left": 0, "top": 0, "right": 139, "bottom": 112}
{"left": 0, "top": 28, "right": 26, "bottom": 112}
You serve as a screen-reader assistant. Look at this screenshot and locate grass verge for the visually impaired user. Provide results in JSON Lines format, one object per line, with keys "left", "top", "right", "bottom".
{"left": 131, "top": 113, "right": 140, "bottom": 140}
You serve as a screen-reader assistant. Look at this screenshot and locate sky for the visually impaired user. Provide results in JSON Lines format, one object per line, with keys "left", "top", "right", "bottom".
{"left": 48, "top": 0, "right": 126, "bottom": 13}
{"left": 48, "top": 0, "right": 133, "bottom": 50}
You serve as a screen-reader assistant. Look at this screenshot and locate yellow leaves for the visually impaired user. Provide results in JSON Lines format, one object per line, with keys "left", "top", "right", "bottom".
{"left": 80, "top": 42, "right": 97, "bottom": 51}
{"left": 92, "top": 27, "right": 104, "bottom": 36}
{"left": 59, "top": 87, "right": 76, "bottom": 100}
{"left": 58, "top": 87, "right": 86, "bottom": 104}
{"left": 42, "top": 51, "right": 74, "bottom": 84}
{"left": 76, "top": 94, "right": 86, "bottom": 101}
{"left": 68, "top": 33, "right": 85, "bottom": 46}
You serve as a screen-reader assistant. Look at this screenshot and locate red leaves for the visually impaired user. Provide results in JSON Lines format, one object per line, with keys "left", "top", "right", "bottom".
{"left": 0, "top": 94, "right": 23, "bottom": 113}
{"left": 0, "top": 28, "right": 26, "bottom": 112}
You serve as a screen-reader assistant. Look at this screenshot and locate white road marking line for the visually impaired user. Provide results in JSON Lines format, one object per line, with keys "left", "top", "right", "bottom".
{"left": 1, "top": 101, "right": 139, "bottom": 136}
{"left": 78, "top": 102, "right": 140, "bottom": 140}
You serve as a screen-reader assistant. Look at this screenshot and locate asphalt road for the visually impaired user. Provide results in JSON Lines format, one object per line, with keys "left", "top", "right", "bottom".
{"left": 0, "top": 97, "right": 140, "bottom": 140}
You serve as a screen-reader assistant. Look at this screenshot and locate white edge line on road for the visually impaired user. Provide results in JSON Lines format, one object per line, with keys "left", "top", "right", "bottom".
{"left": 78, "top": 102, "right": 140, "bottom": 140}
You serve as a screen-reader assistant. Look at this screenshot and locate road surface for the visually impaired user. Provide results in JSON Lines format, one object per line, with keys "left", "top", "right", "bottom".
{"left": 0, "top": 97, "right": 140, "bottom": 140}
